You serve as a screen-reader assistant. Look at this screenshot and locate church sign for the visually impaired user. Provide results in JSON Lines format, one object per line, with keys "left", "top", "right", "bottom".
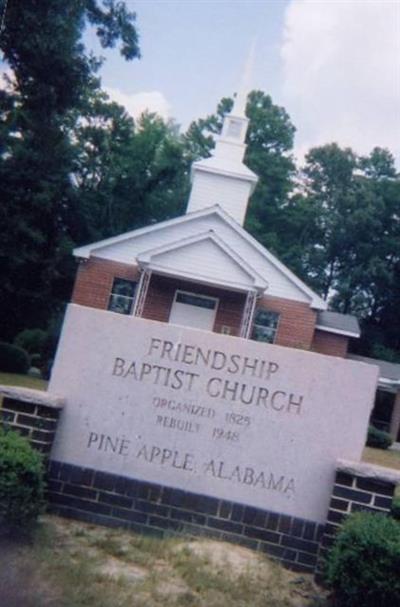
{"left": 50, "top": 304, "right": 377, "bottom": 524}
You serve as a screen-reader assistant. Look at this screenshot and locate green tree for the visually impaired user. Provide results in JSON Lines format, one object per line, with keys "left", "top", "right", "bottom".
{"left": 183, "top": 96, "right": 232, "bottom": 162}
{"left": 107, "top": 113, "right": 188, "bottom": 232}
{"left": 294, "top": 143, "right": 359, "bottom": 299}
{"left": 244, "top": 90, "right": 296, "bottom": 255}
{"left": 350, "top": 149, "right": 400, "bottom": 360}
{"left": 73, "top": 95, "right": 189, "bottom": 241}
{"left": 0, "top": 0, "right": 140, "bottom": 341}
{"left": 296, "top": 144, "right": 400, "bottom": 361}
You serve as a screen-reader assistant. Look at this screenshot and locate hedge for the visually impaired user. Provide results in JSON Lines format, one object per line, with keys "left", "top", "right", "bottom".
{"left": 326, "top": 512, "right": 400, "bottom": 607}
{"left": 0, "top": 428, "right": 46, "bottom": 526}
{"left": 366, "top": 425, "right": 392, "bottom": 450}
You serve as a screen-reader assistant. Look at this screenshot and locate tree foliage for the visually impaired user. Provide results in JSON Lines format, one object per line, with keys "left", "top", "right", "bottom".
{"left": 293, "top": 144, "right": 400, "bottom": 359}
{"left": 0, "top": 0, "right": 140, "bottom": 340}
{"left": 74, "top": 101, "right": 188, "bottom": 241}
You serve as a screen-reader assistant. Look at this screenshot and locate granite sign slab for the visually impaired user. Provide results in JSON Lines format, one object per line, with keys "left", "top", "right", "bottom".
{"left": 49, "top": 304, "right": 378, "bottom": 523}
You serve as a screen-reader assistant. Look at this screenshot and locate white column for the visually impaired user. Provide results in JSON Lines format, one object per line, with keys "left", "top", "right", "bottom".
{"left": 132, "top": 270, "right": 151, "bottom": 317}
{"left": 240, "top": 290, "right": 257, "bottom": 338}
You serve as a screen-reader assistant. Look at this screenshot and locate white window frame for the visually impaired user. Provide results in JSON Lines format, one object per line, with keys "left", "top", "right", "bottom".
{"left": 251, "top": 308, "right": 281, "bottom": 344}
{"left": 108, "top": 278, "right": 137, "bottom": 316}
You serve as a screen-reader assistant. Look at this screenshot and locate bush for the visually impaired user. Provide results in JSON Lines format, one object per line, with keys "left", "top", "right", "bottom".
{"left": 366, "top": 425, "right": 393, "bottom": 449}
{"left": 0, "top": 341, "right": 30, "bottom": 374}
{"left": 14, "top": 328, "right": 48, "bottom": 358}
{"left": 0, "top": 428, "right": 46, "bottom": 526}
{"left": 326, "top": 512, "right": 400, "bottom": 607}
{"left": 392, "top": 494, "right": 400, "bottom": 521}
{"left": 14, "top": 321, "right": 62, "bottom": 379}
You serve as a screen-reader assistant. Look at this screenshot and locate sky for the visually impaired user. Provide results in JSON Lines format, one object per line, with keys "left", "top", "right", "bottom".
{"left": 85, "top": 0, "right": 400, "bottom": 168}
{"left": 0, "top": 1, "right": 399, "bottom": 167}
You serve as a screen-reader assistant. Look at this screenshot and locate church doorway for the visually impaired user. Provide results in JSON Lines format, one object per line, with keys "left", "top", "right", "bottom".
{"left": 169, "top": 290, "right": 218, "bottom": 331}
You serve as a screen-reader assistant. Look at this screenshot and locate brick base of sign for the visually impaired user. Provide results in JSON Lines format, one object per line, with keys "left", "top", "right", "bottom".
{"left": 0, "top": 396, "right": 62, "bottom": 455}
{"left": 3, "top": 391, "right": 399, "bottom": 577}
{"left": 46, "top": 460, "right": 325, "bottom": 573}
{"left": 316, "top": 461, "right": 398, "bottom": 581}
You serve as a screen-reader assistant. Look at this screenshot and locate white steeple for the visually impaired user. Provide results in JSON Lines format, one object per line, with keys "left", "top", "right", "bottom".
{"left": 186, "top": 44, "right": 258, "bottom": 226}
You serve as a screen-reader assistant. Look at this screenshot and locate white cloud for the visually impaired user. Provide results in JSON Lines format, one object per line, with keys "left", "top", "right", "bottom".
{"left": 281, "top": 0, "right": 400, "bottom": 166}
{"left": 104, "top": 87, "right": 171, "bottom": 122}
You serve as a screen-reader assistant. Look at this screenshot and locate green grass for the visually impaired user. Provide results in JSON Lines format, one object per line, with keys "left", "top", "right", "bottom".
{"left": 362, "top": 446, "right": 400, "bottom": 471}
{"left": 0, "top": 371, "right": 47, "bottom": 390}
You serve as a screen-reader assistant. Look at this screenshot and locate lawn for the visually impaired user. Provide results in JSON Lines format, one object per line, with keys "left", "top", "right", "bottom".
{"left": 362, "top": 446, "right": 400, "bottom": 471}
{"left": 0, "top": 371, "right": 48, "bottom": 390}
{"left": 0, "top": 515, "right": 328, "bottom": 607}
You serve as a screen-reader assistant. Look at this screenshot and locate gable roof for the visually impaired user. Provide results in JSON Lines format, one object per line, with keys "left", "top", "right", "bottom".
{"left": 137, "top": 230, "right": 268, "bottom": 292}
{"left": 73, "top": 205, "right": 327, "bottom": 309}
{"left": 316, "top": 311, "right": 360, "bottom": 338}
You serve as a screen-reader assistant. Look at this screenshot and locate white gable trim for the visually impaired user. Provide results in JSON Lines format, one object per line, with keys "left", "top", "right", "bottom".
{"left": 137, "top": 230, "right": 268, "bottom": 292}
{"left": 73, "top": 204, "right": 326, "bottom": 309}
{"left": 144, "top": 265, "right": 259, "bottom": 294}
{"left": 73, "top": 207, "right": 224, "bottom": 259}
{"left": 315, "top": 324, "right": 360, "bottom": 339}
{"left": 218, "top": 211, "right": 326, "bottom": 309}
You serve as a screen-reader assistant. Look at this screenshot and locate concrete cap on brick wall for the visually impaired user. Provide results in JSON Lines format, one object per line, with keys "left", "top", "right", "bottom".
{"left": 337, "top": 458, "right": 400, "bottom": 485}
{"left": 0, "top": 385, "right": 65, "bottom": 409}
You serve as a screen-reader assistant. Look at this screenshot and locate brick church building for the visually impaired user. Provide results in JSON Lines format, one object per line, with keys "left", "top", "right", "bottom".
{"left": 70, "top": 86, "right": 400, "bottom": 443}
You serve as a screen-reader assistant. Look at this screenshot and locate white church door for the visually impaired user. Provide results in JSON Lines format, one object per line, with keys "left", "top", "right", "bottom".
{"left": 169, "top": 290, "right": 218, "bottom": 331}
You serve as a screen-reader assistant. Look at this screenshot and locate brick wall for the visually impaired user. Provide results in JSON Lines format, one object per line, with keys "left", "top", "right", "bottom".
{"left": 47, "top": 461, "right": 325, "bottom": 573}
{"left": 311, "top": 330, "right": 349, "bottom": 358}
{"left": 70, "top": 258, "right": 322, "bottom": 347}
{"left": 142, "top": 274, "right": 247, "bottom": 337}
{"left": 258, "top": 295, "right": 317, "bottom": 350}
{"left": 72, "top": 257, "right": 140, "bottom": 311}
{"left": 0, "top": 393, "right": 63, "bottom": 456}
{"left": 317, "top": 461, "right": 399, "bottom": 579}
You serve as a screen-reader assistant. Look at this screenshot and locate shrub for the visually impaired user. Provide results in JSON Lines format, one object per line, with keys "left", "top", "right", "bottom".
{"left": 392, "top": 494, "right": 400, "bottom": 521}
{"left": 366, "top": 425, "right": 393, "bottom": 449}
{"left": 326, "top": 512, "right": 400, "bottom": 607}
{"left": 0, "top": 428, "right": 46, "bottom": 526}
{"left": 14, "top": 328, "right": 48, "bottom": 357}
{"left": 0, "top": 341, "right": 30, "bottom": 374}
{"left": 14, "top": 321, "right": 62, "bottom": 379}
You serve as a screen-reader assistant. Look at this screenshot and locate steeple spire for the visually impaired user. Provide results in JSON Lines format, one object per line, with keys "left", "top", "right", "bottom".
{"left": 231, "top": 39, "right": 256, "bottom": 117}
{"left": 219, "top": 39, "right": 256, "bottom": 146}
{"left": 185, "top": 43, "right": 258, "bottom": 226}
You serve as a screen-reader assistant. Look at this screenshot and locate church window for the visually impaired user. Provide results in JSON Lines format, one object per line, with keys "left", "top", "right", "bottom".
{"left": 251, "top": 309, "right": 280, "bottom": 344}
{"left": 108, "top": 278, "right": 137, "bottom": 315}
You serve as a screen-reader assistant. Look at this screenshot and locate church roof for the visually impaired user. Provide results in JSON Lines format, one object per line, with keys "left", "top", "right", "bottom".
{"left": 137, "top": 230, "right": 268, "bottom": 293}
{"left": 316, "top": 310, "right": 360, "bottom": 338}
{"left": 74, "top": 205, "right": 328, "bottom": 309}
